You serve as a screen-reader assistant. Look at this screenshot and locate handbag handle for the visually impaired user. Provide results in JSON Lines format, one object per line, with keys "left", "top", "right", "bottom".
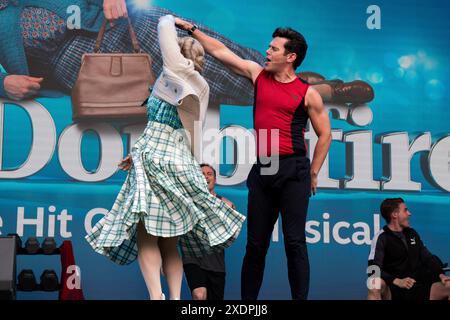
{"left": 94, "top": 17, "right": 141, "bottom": 53}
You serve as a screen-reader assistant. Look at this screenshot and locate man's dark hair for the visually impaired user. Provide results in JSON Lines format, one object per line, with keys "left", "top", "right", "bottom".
{"left": 200, "top": 163, "right": 216, "bottom": 178}
{"left": 380, "top": 198, "right": 405, "bottom": 223}
{"left": 272, "top": 27, "right": 308, "bottom": 69}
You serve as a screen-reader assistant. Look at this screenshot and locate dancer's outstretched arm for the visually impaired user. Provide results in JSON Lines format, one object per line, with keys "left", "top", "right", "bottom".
{"left": 158, "top": 15, "right": 192, "bottom": 71}
{"left": 175, "top": 17, "right": 262, "bottom": 84}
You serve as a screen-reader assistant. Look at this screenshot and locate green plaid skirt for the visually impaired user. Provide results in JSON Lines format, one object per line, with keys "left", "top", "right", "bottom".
{"left": 85, "top": 97, "right": 245, "bottom": 265}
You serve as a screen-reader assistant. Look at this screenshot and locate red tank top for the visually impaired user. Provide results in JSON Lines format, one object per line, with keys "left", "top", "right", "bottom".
{"left": 254, "top": 70, "right": 310, "bottom": 157}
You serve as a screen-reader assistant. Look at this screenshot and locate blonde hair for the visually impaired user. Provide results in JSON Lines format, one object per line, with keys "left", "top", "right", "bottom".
{"left": 178, "top": 37, "right": 205, "bottom": 73}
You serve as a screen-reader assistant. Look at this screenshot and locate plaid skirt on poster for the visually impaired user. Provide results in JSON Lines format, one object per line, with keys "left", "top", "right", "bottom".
{"left": 85, "top": 97, "right": 245, "bottom": 265}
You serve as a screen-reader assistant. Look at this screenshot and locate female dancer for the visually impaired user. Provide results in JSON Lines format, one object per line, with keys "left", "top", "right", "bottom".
{"left": 86, "top": 14, "right": 245, "bottom": 300}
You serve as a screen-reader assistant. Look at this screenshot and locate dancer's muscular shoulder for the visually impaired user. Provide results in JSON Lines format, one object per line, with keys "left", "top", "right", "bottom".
{"left": 305, "top": 87, "right": 324, "bottom": 112}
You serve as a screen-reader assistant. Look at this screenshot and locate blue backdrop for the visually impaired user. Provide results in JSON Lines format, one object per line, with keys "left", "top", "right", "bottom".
{"left": 0, "top": 0, "right": 449, "bottom": 299}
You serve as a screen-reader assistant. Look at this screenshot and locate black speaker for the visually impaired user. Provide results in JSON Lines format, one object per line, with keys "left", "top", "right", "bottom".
{"left": 0, "top": 236, "right": 17, "bottom": 300}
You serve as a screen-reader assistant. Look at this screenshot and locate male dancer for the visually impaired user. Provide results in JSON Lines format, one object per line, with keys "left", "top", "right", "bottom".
{"left": 175, "top": 18, "right": 332, "bottom": 299}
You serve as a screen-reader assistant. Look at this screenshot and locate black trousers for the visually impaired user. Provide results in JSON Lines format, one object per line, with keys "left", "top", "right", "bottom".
{"left": 241, "top": 155, "right": 311, "bottom": 300}
{"left": 184, "top": 264, "right": 226, "bottom": 300}
{"left": 389, "top": 281, "right": 433, "bottom": 301}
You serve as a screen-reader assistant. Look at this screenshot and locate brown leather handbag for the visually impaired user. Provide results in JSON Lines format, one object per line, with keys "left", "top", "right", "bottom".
{"left": 71, "top": 18, "right": 155, "bottom": 121}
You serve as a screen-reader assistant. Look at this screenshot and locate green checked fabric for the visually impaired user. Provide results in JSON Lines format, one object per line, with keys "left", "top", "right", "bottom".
{"left": 147, "top": 96, "right": 183, "bottom": 129}
{"left": 86, "top": 96, "right": 245, "bottom": 265}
